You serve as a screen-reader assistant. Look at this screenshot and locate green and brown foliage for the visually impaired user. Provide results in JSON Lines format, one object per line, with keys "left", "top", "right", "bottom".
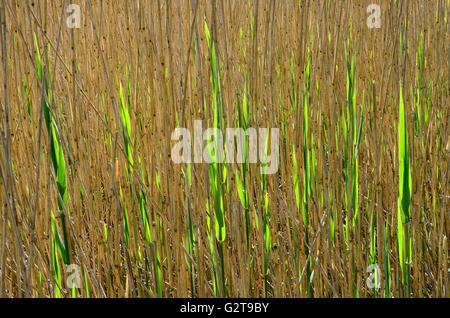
{"left": 0, "top": 0, "right": 448, "bottom": 298}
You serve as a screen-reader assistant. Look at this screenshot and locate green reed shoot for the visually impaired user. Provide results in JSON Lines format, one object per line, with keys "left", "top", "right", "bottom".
{"left": 205, "top": 20, "right": 227, "bottom": 296}
{"left": 118, "top": 80, "right": 163, "bottom": 297}
{"left": 261, "top": 133, "right": 272, "bottom": 296}
{"left": 34, "top": 33, "right": 71, "bottom": 297}
{"left": 302, "top": 49, "right": 313, "bottom": 297}
{"left": 235, "top": 92, "right": 250, "bottom": 248}
{"left": 397, "top": 82, "right": 412, "bottom": 296}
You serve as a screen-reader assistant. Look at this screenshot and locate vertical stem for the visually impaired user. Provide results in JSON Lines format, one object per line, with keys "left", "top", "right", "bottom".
{"left": 0, "top": 0, "right": 27, "bottom": 296}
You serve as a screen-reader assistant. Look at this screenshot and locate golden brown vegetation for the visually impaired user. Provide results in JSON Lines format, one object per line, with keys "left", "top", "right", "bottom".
{"left": 0, "top": 0, "right": 448, "bottom": 297}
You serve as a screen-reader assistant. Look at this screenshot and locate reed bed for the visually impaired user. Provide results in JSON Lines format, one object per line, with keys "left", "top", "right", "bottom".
{"left": 0, "top": 0, "right": 448, "bottom": 298}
